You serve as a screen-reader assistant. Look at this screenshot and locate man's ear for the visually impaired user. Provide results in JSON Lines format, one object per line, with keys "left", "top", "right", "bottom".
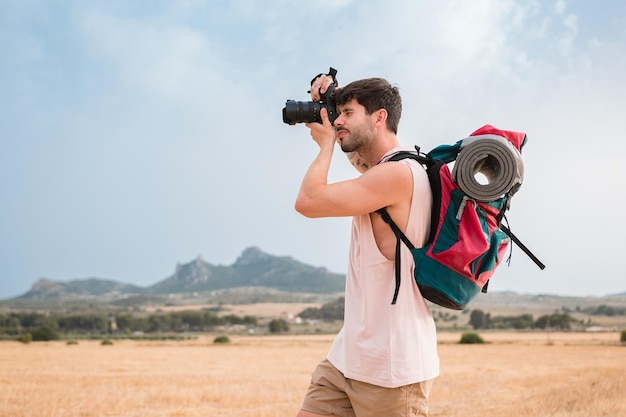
{"left": 373, "top": 109, "right": 388, "bottom": 128}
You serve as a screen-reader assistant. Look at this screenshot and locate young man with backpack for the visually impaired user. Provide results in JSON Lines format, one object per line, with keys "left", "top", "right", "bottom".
{"left": 294, "top": 75, "right": 440, "bottom": 417}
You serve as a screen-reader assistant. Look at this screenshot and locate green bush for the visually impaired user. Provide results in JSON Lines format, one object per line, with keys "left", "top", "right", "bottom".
{"left": 459, "top": 332, "right": 484, "bottom": 344}
{"left": 31, "top": 325, "right": 60, "bottom": 341}
{"left": 213, "top": 335, "right": 231, "bottom": 344}
{"left": 101, "top": 338, "right": 113, "bottom": 346}
{"left": 17, "top": 333, "right": 32, "bottom": 344}
{"left": 620, "top": 329, "right": 626, "bottom": 343}
{"left": 66, "top": 339, "right": 79, "bottom": 345}
{"left": 269, "top": 319, "right": 289, "bottom": 333}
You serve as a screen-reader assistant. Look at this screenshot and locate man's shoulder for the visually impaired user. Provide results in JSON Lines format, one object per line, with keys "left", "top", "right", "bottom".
{"left": 365, "top": 157, "right": 415, "bottom": 180}
{"left": 378, "top": 145, "right": 420, "bottom": 164}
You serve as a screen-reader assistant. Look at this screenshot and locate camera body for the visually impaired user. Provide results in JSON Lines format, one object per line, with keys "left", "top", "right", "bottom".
{"left": 282, "top": 68, "right": 339, "bottom": 125}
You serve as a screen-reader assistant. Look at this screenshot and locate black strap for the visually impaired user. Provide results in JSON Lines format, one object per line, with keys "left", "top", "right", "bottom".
{"left": 376, "top": 150, "right": 430, "bottom": 305}
{"left": 376, "top": 208, "right": 415, "bottom": 304}
{"left": 500, "top": 224, "right": 546, "bottom": 270}
{"left": 377, "top": 208, "right": 415, "bottom": 250}
{"left": 383, "top": 150, "right": 442, "bottom": 244}
{"left": 375, "top": 150, "right": 425, "bottom": 305}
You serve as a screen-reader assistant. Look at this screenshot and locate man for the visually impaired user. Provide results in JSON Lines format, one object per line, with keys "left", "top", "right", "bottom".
{"left": 294, "top": 74, "right": 440, "bottom": 417}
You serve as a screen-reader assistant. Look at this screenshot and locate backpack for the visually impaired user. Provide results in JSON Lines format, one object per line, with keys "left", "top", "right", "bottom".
{"left": 377, "top": 124, "right": 545, "bottom": 310}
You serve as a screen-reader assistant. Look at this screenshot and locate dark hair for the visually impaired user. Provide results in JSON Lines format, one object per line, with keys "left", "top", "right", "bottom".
{"left": 335, "top": 78, "right": 402, "bottom": 134}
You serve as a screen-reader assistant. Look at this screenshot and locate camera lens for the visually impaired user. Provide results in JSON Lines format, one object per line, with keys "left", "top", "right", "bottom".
{"left": 282, "top": 100, "right": 320, "bottom": 125}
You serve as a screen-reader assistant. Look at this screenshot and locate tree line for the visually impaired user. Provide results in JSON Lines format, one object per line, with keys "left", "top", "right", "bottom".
{"left": 297, "top": 298, "right": 617, "bottom": 331}
{"left": 468, "top": 309, "right": 581, "bottom": 330}
{"left": 0, "top": 310, "right": 258, "bottom": 341}
{"left": 4, "top": 300, "right": 620, "bottom": 341}
{"left": 581, "top": 304, "right": 626, "bottom": 316}
{"left": 298, "top": 297, "right": 344, "bottom": 320}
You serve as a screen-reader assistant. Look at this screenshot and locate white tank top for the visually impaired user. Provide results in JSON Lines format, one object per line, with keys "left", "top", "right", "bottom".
{"left": 326, "top": 148, "right": 440, "bottom": 388}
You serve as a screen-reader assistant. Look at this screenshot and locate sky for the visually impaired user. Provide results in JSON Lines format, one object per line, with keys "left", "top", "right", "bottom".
{"left": 1, "top": 0, "right": 626, "bottom": 299}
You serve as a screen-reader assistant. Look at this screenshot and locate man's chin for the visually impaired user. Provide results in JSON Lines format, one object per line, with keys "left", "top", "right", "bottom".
{"left": 340, "top": 142, "right": 354, "bottom": 153}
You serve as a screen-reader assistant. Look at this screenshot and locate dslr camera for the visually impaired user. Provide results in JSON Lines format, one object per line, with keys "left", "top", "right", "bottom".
{"left": 282, "top": 67, "right": 339, "bottom": 125}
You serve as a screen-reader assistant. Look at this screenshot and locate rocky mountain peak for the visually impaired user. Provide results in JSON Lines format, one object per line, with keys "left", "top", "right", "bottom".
{"left": 173, "top": 255, "right": 212, "bottom": 284}
{"left": 234, "top": 246, "right": 270, "bottom": 267}
{"left": 28, "top": 279, "right": 66, "bottom": 298}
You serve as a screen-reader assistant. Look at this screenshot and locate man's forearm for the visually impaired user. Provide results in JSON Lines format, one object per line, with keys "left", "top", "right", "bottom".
{"left": 295, "top": 143, "right": 335, "bottom": 217}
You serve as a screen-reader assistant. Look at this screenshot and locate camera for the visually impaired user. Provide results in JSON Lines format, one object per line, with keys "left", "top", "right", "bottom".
{"left": 282, "top": 68, "right": 339, "bottom": 125}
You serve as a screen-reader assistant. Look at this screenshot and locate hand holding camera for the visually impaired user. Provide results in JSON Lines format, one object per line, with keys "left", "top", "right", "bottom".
{"left": 282, "top": 67, "right": 339, "bottom": 125}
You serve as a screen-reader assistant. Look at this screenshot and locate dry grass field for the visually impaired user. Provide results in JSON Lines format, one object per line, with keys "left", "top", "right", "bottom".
{"left": 1, "top": 332, "right": 624, "bottom": 417}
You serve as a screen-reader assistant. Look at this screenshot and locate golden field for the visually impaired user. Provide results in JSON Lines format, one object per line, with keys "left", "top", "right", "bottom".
{"left": 1, "top": 332, "right": 625, "bottom": 417}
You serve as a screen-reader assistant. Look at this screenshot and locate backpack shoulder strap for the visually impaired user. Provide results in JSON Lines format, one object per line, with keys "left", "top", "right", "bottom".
{"left": 376, "top": 207, "right": 415, "bottom": 250}
{"left": 380, "top": 148, "right": 444, "bottom": 245}
{"left": 375, "top": 146, "right": 441, "bottom": 304}
{"left": 376, "top": 207, "right": 410, "bottom": 304}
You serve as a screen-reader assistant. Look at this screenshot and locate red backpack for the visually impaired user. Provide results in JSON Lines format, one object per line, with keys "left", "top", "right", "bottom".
{"left": 377, "top": 125, "right": 545, "bottom": 309}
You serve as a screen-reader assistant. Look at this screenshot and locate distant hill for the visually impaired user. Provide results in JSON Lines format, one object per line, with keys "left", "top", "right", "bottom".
{"left": 17, "top": 247, "right": 345, "bottom": 300}
{"left": 12, "top": 247, "right": 626, "bottom": 310}
{"left": 21, "top": 278, "right": 144, "bottom": 299}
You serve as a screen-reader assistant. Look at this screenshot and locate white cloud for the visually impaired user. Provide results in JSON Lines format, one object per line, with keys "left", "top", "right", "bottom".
{"left": 79, "top": 10, "right": 222, "bottom": 102}
{"left": 555, "top": 0, "right": 567, "bottom": 15}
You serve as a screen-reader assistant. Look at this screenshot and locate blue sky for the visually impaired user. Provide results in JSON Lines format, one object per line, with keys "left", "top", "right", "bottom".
{"left": 1, "top": 0, "right": 625, "bottom": 298}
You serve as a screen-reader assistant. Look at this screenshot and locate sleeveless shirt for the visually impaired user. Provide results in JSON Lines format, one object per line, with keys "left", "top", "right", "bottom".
{"left": 326, "top": 147, "right": 440, "bottom": 388}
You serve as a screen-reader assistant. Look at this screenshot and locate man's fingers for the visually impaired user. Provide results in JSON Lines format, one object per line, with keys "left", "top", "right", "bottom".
{"left": 311, "top": 74, "right": 334, "bottom": 100}
{"left": 320, "top": 107, "right": 331, "bottom": 125}
{"left": 319, "top": 75, "right": 334, "bottom": 94}
{"left": 320, "top": 106, "right": 327, "bottom": 118}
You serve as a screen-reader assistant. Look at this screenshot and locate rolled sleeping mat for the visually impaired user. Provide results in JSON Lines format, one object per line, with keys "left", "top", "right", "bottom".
{"left": 451, "top": 135, "right": 524, "bottom": 202}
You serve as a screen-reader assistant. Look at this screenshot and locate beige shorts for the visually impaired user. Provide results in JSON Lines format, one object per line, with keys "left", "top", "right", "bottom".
{"left": 300, "top": 358, "right": 433, "bottom": 417}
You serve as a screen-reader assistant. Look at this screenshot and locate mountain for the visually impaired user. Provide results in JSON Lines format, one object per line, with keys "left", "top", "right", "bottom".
{"left": 147, "top": 247, "right": 344, "bottom": 294}
{"left": 21, "top": 278, "right": 144, "bottom": 299}
{"left": 17, "top": 247, "right": 345, "bottom": 300}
